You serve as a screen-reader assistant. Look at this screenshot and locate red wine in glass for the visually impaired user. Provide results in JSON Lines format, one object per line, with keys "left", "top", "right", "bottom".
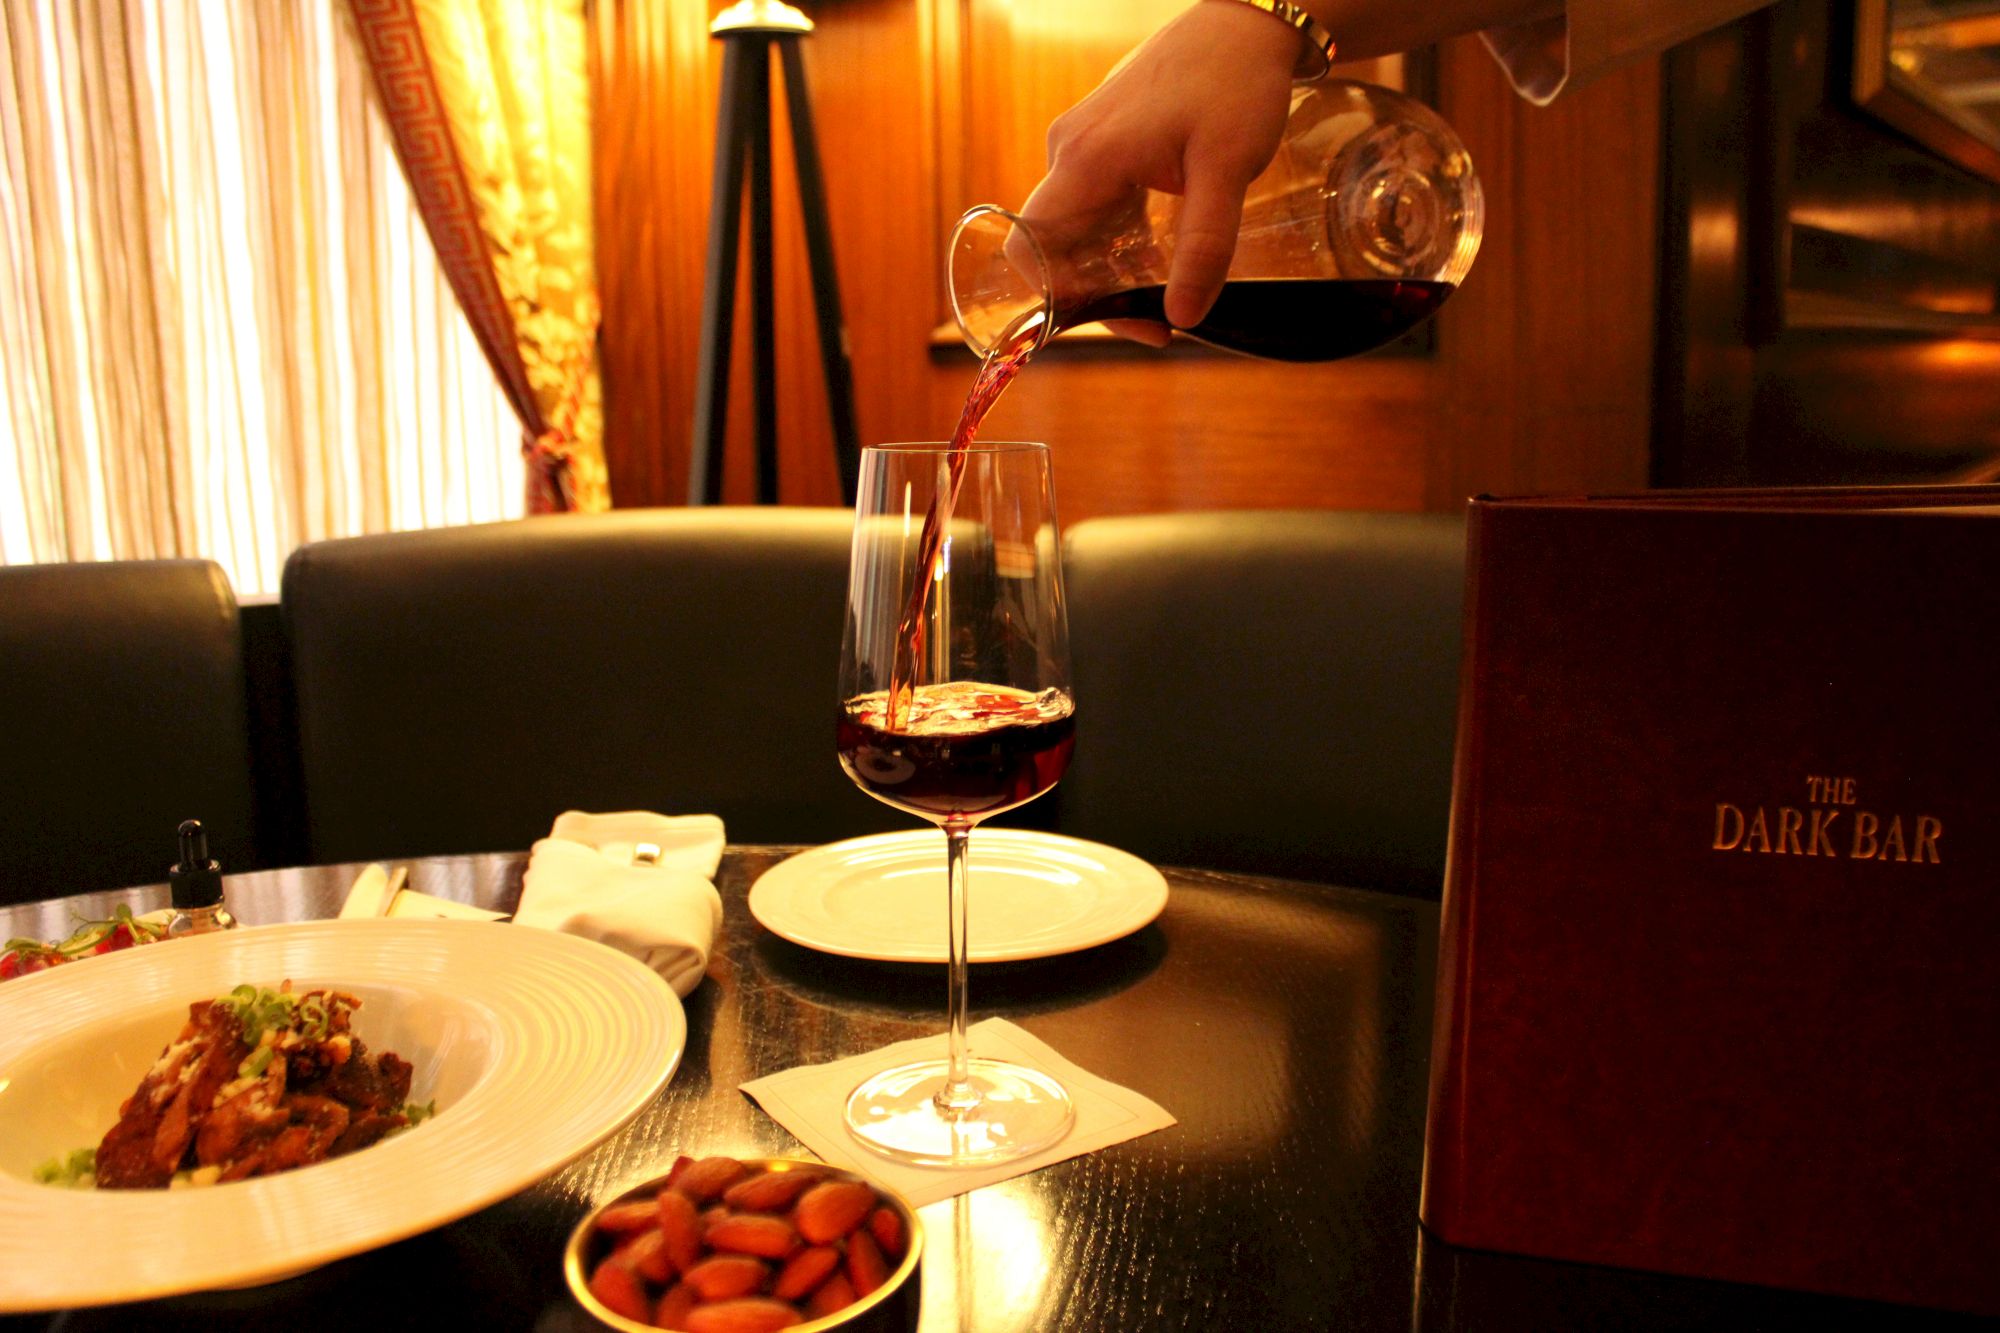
{"left": 839, "top": 682, "right": 1077, "bottom": 822}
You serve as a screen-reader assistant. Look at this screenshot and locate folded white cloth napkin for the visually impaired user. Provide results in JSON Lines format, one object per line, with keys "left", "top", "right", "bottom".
{"left": 514, "top": 811, "right": 726, "bottom": 997}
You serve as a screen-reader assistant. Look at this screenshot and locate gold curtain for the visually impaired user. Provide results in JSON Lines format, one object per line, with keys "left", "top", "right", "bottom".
{"left": 346, "top": 0, "right": 608, "bottom": 513}
{"left": 0, "top": 0, "right": 522, "bottom": 595}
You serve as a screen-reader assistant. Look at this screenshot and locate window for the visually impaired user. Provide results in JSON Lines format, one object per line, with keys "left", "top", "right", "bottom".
{"left": 0, "top": 0, "right": 521, "bottom": 597}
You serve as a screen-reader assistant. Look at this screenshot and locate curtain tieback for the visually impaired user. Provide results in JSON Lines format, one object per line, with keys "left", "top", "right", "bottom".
{"left": 523, "top": 326, "right": 598, "bottom": 514}
{"left": 524, "top": 427, "right": 575, "bottom": 513}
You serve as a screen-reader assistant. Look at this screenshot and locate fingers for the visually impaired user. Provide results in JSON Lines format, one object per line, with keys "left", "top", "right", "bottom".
{"left": 1164, "top": 154, "right": 1250, "bottom": 329}
{"left": 1099, "top": 318, "right": 1175, "bottom": 347}
{"left": 1018, "top": 139, "right": 1145, "bottom": 300}
{"left": 1022, "top": 112, "right": 1140, "bottom": 238}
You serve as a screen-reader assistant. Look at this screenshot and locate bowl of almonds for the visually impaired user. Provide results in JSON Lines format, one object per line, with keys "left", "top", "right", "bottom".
{"left": 564, "top": 1154, "right": 922, "bottom": 1333}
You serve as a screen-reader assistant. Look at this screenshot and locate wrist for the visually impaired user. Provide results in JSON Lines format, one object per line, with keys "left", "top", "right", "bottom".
{"left": 1204, "top": 0, "right": 1337, "bottom": 81}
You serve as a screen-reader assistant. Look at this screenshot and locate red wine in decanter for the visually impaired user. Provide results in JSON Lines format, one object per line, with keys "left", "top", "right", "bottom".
{"left": 1064, "top": 278, "right": 1454, "bottom": 362}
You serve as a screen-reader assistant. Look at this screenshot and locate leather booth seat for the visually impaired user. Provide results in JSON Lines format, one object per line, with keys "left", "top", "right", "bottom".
{"left": 281, "top": 508, "right": 905, "bottom": 864}
{"left": 3, "top": 508, "right": 1467, "bottom": 901}
{"left": 1057, "top": 510, "right": 1465, "bottom": 896}
{"left": 0, "top": 560, "right": 257, "bottom": 904}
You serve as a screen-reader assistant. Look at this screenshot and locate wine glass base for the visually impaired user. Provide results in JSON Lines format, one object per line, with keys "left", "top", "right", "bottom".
{"left": 845, "top": 1057, "right": 1075, "bottom": 1167}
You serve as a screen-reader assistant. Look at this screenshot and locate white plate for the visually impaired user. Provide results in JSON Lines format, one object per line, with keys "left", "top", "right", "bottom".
{"left": 750, "top": 829, "right": 1168, "bottom": 963}
{"left": 0, "top": 918, "right": 683, "bottom": 1312}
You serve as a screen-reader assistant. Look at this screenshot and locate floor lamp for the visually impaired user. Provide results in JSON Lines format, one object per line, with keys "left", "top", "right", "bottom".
{"left": 689, "top": 0, "right": 861, "bottom": 506}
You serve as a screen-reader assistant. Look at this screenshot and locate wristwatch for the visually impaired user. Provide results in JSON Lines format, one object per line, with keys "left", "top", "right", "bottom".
{"left": 1223, "top": 0, "right": 1337, "bottom": 82}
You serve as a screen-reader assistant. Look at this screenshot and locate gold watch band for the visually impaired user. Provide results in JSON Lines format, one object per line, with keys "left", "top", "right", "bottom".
{"left": 1224, "top": 0, "right": 1337, "bottom": 82}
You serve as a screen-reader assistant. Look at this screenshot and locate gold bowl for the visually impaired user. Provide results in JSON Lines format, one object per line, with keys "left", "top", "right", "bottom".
{"left": 564, "top": 1156, "right": 922, "bottom": 1332}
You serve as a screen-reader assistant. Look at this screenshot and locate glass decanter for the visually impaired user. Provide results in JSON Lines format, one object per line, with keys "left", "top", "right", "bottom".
{"left": 950, "top": 78, "right": 1484, "bottom": 362}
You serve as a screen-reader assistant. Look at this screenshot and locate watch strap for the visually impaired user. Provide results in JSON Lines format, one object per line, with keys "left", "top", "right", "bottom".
{"left": 1225, "top": 0, "right": 1337, "bottom": 82}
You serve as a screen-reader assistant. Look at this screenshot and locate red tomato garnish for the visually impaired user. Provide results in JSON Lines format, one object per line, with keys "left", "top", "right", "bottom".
{"left": 2, "top": 906, "right": 166, "bottom": 982}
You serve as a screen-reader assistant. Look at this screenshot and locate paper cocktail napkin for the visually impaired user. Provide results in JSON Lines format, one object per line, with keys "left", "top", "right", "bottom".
{"left": 741, "top": 1017, "right": 1176, "bottom": 1208}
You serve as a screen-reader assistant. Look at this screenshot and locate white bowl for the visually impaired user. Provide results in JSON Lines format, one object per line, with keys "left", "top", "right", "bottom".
{"left": 0, "top": 919, "right": 685, "bottom": 1312}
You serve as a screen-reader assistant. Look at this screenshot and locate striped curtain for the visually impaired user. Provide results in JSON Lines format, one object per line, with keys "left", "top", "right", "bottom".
{"left": 0, "top": 0, "right": 525, "bottom": 595}
{"left": 345, "top": 0, "right": 608, "bottom": 513}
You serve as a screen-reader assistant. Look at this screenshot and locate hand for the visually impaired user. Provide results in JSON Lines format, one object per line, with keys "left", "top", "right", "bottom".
{"left": 1022, "top": 0, "right": 1301, "bottom": 343}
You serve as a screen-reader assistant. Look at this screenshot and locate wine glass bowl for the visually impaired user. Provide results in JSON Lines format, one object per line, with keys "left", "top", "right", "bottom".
{"left": 949, "top": 77, "right": 1484, "bottom": 362}
{"left": 835, "top": 441, "right": 1076, "bottom": 1166}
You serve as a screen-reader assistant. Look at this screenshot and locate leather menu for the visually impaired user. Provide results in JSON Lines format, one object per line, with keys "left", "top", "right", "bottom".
{"left": 1421, "top": 485, "right": 2000, "bottom": 1317}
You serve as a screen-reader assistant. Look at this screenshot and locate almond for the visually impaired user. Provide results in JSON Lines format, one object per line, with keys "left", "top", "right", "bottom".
{"left": 792, "top": 1179, "right": 875, "bottom": 1244}
{"left": 612, "top": 1226, "right": 675, "bottom": 1283}
{"left": 657, "top": 1188, "right": 703, "bottom": 1272}
{"left": 654, "top": 1280, "right": 698, "bottom": 1332}
{"left": 594, "top": 1199, "right": 661, "bottom": 1233}
{"left": 683, "top": 1298, "right": 804, "bottom": 1333}
{"left": 674, "top": 1155, "right": 751, "bottom": 1202}
{"left": 680, "top": 1253, "right": 769, "bottom": 1302}
{"left": 723, "top": 1166, "right": 824, "bottom": 1213}
{"left": 705, "top": 1212, "right": 800, "bottom": 1260}
{"left": 770, "top": 1244, "right": 841, "bottom": 1301}
{"left": 805, "top": 1272, "right": 857, "bottom": 1319}
{"left": 867, "top": 1205, "right": 906, "bottom": 1258}
{"left": 587, "top": 1258, "right": 651, "bottom": 1323}
{"left": 846, "top": 1228, "right": 889, "bottom": 1298}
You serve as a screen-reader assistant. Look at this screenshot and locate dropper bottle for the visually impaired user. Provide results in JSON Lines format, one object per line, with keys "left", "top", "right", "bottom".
{"left": 167, "top": 819, "right": 238, "bottom": 937}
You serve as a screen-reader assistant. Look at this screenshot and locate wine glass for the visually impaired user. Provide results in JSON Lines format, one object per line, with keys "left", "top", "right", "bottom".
{"left": 836, "top": 441, "right": 1076, "bottom": 1165}
{"left": 950, "top": 78, "right": 1484, "bottom": 362}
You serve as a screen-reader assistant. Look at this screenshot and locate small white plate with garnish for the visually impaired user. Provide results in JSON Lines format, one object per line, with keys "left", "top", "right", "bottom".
{"left": 749, "top": 828, "right": 1169, "bottom": 963}
{"left": 0, "top": 918, "right": 684, "bottom": 1312}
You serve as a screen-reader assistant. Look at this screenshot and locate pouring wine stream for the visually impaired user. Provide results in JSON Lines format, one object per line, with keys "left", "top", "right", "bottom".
{"left": 883, "top": 307, "right": 1050, "bottom": 732}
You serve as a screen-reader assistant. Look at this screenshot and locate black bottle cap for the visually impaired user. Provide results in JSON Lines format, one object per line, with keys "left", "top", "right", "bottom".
{"left": 170, "top": 819, "right": 223, "bottom": 910}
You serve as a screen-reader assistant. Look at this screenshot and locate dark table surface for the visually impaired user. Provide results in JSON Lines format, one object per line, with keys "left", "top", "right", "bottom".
{"left": 0, "top": 850, "right": 1981, "bottom": 1331}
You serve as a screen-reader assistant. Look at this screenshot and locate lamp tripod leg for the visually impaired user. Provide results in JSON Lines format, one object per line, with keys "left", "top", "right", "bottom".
{"left": 691, "top": 28, "right": 859, "bottom": 507}
{"left": 691, "top": 40, "right": 754, "bottom": 506}
{"left": 746, "top": 43, "right": 780, "bottom": 504}
{"left": 779, "top": 39, "right": 861, "bottom": 505}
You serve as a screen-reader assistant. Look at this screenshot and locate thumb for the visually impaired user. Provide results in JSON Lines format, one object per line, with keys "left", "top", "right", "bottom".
{"left": 1164, "top": 158, "right": 1249, "bottom": 329}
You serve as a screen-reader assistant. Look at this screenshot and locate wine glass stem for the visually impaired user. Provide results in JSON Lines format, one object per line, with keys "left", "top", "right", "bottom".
{"left": 937, "top": 820, "right": 978, "bottom": 1115}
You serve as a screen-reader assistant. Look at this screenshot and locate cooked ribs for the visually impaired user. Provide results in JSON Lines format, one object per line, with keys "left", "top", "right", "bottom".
{"left": 96, "top": 1000, "right": 250, "bottom": 1188}
{"left": 94, "top": 987, "right": 418, "bottom": 1189}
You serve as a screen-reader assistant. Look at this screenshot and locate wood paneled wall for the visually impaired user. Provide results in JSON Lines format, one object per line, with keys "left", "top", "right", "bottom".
{"left": 1657, "top": 0, "right": 2000, "bottom": 486}
{"left": 591, "top": 1, "right": 1662, "bottom": 517}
